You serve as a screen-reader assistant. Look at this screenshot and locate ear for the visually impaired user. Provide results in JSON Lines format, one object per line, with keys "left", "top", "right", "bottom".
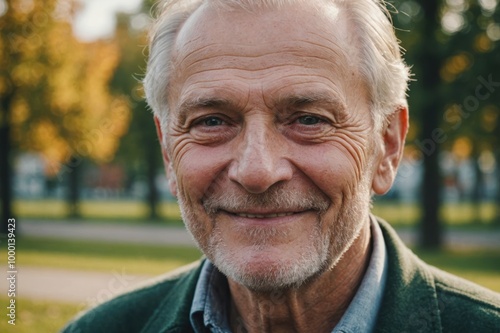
{"left": 154, "top": 116, "right": 178, "bottom": 197}
{"left": 372, "top": 107, "right": 409, "bottom": 195}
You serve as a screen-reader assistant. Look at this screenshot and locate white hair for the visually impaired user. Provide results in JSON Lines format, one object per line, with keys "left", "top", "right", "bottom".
{"left": 143, "top": 0, "right": 410, "bottom": 135}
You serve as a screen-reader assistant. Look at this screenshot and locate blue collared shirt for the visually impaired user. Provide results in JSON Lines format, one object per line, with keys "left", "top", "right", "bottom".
{"left": 190, "top": 217, "right": 388, "bottom": 333}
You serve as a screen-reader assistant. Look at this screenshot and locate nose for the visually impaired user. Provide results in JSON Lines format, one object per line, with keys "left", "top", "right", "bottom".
{"left": 228, "top": 121, "right": 293, "bottom": 193}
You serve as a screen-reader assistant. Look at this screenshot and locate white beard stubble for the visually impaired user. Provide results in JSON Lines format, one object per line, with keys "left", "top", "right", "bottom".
{"left": 177, "top": 173, "right": 372, "bottom": 292}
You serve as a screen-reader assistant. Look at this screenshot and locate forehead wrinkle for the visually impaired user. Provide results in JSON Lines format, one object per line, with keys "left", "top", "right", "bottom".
{"left": 179, "top": 46, "right": 352, "bottom": 84}
{"left": 178, "top": 53, "right": 354, "bottom": 91}
{"left": 182, "top": 64, "right": 331, "bottom": 82}
{"left": 183, "top": 39, "right": 347, "bottom": 57}
{"left": 170, "top": 7, "right": 357, "bottom": 84}
{"left": 178, "top": 71, "right": 352, "bottom": 114}
{"left": 175, "top": 43, "right": 221, "bottom": 70}
{"left": 178, "top": 39, "right": 351, "bottom": 73}
{"left": 168, "top": 1, "right": 366, "bottom": 121}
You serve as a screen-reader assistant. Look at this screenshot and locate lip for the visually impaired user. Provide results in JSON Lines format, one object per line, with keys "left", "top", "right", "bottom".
{"left": 233, "top": 212, "right": 295, "bottom": 218}
{"left": 221, "top": 210, "right": 313, "bottom": 225}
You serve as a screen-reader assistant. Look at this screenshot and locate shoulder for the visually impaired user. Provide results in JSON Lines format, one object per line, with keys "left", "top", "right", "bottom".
{"left": 429, "top": 265, "right": 500, "bottom": 331}
{"left": 375, "top": 216, "right": 500, "bottom": 332}
{"left": 61, "top": 261, "right": 203, "bottom": 333}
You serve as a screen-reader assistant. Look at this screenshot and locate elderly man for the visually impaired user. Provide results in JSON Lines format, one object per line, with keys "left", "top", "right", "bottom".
{"left": 63, "top": 0, "right": 500, "bottom": 332}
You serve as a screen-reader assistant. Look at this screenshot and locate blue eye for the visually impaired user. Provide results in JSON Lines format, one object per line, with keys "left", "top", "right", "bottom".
{"left": 203, "top": 117, "right": 224, "bottom": 126}
{"left": 298, "top": 115, "right": 321, "bottom": 125}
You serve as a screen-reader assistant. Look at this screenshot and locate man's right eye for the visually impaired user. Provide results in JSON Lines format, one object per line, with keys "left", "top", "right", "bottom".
{"left": 202, "top": 117, "right": 224, "bottom": 126}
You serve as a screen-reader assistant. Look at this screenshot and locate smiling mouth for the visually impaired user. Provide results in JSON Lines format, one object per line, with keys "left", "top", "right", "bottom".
{"left": 234, "top": 212, "right": 296, "bottom": 219}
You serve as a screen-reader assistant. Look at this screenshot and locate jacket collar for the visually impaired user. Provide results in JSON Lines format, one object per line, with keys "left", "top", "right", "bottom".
{"left": 141, "top": 218, "right": 443, "bottom": 333}
{"left": 375, "top": 218, "right": 442, "bottom": 333}
{"left": 141, "top": 261, "right": 202, "bottom": 333}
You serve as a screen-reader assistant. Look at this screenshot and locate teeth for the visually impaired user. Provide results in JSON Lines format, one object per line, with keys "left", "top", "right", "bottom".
{"left": 236, "top": 212, "right": 294, "bottom": 218}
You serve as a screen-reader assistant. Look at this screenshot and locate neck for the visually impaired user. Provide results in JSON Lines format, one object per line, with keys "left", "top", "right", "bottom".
{"left": 228, "top": 221, "right": 372, "bottom": 333}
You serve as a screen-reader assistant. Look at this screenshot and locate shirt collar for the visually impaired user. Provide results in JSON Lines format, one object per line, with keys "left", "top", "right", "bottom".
{"left": 190, "top": 260, "right": 232, "bottom": 333}
{"left": 190, "top": 216, "right": 388, "bottom": 333}
{"left": 332, "top": 215, "right": 388, "bottom": 333}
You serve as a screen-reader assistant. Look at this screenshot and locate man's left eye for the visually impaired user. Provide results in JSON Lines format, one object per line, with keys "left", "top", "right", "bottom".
{"left": 297, "top": 115, "right": 322, "bottom": 125}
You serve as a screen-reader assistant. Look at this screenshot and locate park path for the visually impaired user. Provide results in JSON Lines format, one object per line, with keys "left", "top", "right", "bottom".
{"left": 18, "top": 219, "right": 197, "bottom": 246}
{"left": 1, "top": 266, "right": 153, "bottom": 304}
{"left": 3, "top": 219, "right": 499, "bottom": 304}
{"left": 3, "top": 220, "right": 196, "bottom": 306}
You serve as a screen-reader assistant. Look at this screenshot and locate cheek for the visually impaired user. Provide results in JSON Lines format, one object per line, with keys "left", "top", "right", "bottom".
{"left": 174, "top": 145, "right": 229, "bottom": 203}
{"left": 292, "top": 143, "right": 364, "bottom": 197}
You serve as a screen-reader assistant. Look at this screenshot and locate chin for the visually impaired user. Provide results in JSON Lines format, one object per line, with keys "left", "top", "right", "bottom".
{"left": 209, "top": 235, "right": 332, "bottom": 292}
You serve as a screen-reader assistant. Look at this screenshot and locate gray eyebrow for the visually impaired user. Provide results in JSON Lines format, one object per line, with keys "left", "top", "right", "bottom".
{"left": 275, "top": 92, "right": 347, "bottom": 117}
{"left": 175, "top": 91, "right": 348, "bottom": 123}
{"left": 176, "top": 97, "right": 235, "bottom": 124}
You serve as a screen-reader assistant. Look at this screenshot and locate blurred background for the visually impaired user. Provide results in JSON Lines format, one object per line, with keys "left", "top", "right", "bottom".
{"left": 0, "top": 0, "right": 499, "bottom": 331}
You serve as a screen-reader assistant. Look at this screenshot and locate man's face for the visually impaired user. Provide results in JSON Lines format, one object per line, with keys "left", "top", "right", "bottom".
{"left": 163, "top": 2, "right": 386, "bottom": 290}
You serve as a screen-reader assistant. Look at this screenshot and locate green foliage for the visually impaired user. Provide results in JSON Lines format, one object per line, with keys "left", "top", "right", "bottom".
{"left": 390, "top": 0, "right": 500, "bottom": 150}
{"left": 387, "top": 0, "right": 500, "bottom": 246}
{"left": 0, "top": 0, "right": 131, "bottom": 169}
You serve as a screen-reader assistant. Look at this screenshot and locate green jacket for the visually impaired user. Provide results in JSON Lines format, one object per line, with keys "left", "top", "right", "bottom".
{"left": 62, "top": 219, "right": 500, "bottom": 333}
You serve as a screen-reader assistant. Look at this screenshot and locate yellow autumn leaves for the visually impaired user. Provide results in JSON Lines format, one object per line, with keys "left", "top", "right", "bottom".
{"left": 1, "top": 0, "right": 131, "bottom": 175}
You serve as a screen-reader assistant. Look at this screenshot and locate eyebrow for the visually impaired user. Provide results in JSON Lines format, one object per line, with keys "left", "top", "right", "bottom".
{"left": 175, "top": 91, "right": 348, "bottom": 123}
{"left": 275, "top": 92, "right": 347, "bottom": 117}
{"left": 176, "top": 97, "right": 235, "bottom": 124}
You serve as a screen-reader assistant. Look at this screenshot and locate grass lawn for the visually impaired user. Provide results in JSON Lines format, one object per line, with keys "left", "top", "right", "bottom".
{"left": 0, "top": 239, "right": 203, "bottom": 332}
{"left": 15, "top": 237, "right": 202, "bottom": 275}
{"left": 14, "top": 199, "right": 184, "bottom": 225}
{"left": 371, "top": 201, "right": 498, "bottom": 226}
{"left": 414, "top": 248, "right": 500, "bottom": 293}
{"left": 0, "top": 297, "right": 81, "bottom": 333}
{"left": 0, "top": 237, "right": 498, "bottom": 332}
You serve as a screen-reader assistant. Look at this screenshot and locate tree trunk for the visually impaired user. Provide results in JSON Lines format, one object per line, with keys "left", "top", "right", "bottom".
{"left": 418, "top": 0, "right": 444, "bottom": 249}
{"left": 471, "top": 152, "right": 483, "bottom": 224}
{"left": 494, "top": 115, "right": 500, "bottom": 225}
{"left": 67, "top": 156, "right": 82, "bottom": 219}
{"left": 0, "top": 94, "right": 14, "bottom": 235}
{"left": 495, "top": 149, "right": 500, "bottom": 225}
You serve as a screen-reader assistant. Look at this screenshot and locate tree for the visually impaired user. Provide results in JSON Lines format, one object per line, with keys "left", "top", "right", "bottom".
{"left": 390, "top": 0, "right": 445, "bottom": 248}
{"left": 440, "top": 0, "right": 500, "bottom": 224}
{"left": 416, "top": 0, "right": 445, "bottom": 248}
{"left": 391, "top": 0, "right": 500, "bottom": 246}
{"left": 0, "top": 0, "right": 131, "bottom": 228}
{"left": 112, "top": 10, "right": 164, "bottom": 221}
